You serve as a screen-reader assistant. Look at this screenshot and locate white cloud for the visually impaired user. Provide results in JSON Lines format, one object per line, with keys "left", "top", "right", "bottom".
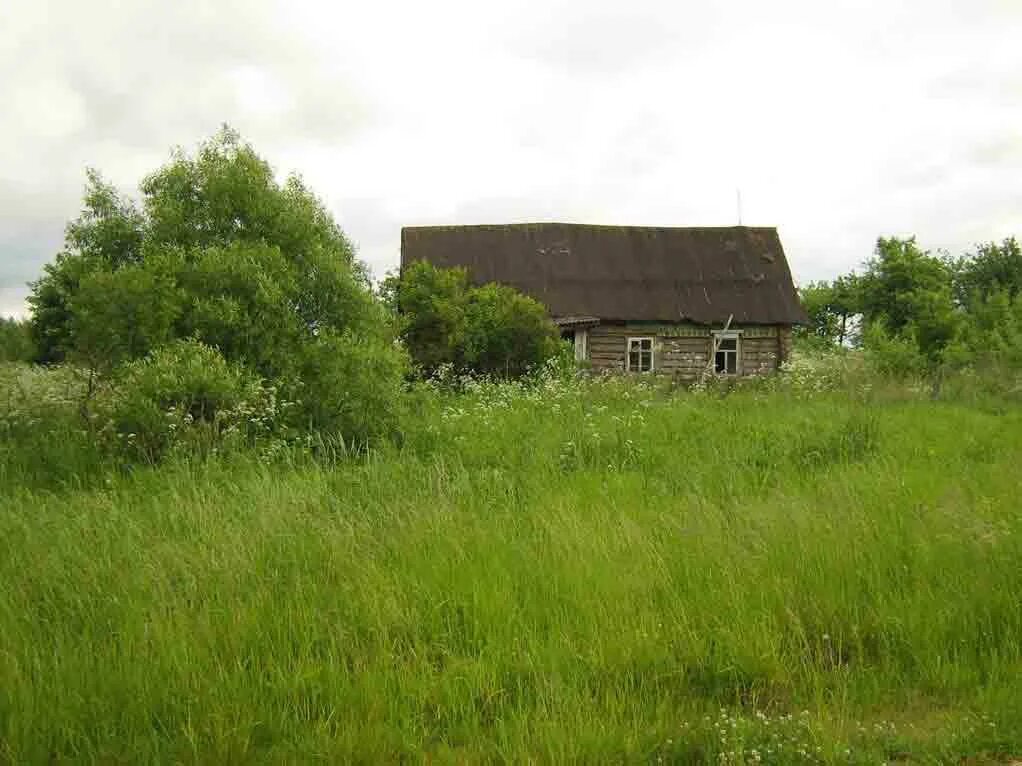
{"left": 1, "top": 0, "right": 1020, "bottom": 315}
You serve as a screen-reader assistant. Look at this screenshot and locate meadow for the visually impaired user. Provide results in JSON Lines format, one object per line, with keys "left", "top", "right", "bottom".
{"left": 1, "top": 360, "right": 1021, "bottom": 764}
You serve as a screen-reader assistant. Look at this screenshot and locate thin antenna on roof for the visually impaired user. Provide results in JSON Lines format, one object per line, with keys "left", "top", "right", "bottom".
{"left": 736, "top": 188, "right": 743, "bottom": 226}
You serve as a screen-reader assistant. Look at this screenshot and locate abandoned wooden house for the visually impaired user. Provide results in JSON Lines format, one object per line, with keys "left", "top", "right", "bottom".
{"left": 400, "top": 223, "right": 808, "bottom": 378}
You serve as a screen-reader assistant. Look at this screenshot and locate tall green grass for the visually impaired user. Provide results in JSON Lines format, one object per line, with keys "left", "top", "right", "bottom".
{"left": 0, "top": 364, "right": 112, "bottom": 491}
{"left": 1, "top": 371, "right": 1021, "bottom": 763}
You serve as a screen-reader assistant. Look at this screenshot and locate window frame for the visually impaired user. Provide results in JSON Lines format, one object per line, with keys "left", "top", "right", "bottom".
{"left": 711, "top": 331, "right": 742, "bottom": 376}
{"left": 626, "top": 336, "right": 655, "bottom": 373}
{"left": 573, "top": 328, "right": 589, "bottom": 362}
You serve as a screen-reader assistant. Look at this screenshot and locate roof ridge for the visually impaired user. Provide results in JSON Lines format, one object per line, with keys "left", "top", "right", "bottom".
{"left": 402, "top": 222, "right": 778, "bottom": 233}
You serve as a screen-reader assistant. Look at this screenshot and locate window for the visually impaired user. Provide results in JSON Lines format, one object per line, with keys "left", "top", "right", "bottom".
{"left": 713, "top": 332, "right": 740, "bottom": 375}
{"left": 627, "top": 337, "right": 653, "bottom": 372}
{"left": 573, "top": 328, "right": 588, "bottom": 362}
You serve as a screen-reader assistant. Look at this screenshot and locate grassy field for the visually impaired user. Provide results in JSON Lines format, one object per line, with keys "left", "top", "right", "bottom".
{"left": 2, "top": 369, "right": 1021, "bottom": 763}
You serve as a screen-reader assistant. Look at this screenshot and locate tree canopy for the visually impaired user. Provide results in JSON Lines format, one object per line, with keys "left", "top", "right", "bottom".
{"left": 28, "top": 127, "right": 406, "bottom": 446}
{"left": 797, "top": 275, "right": 861, "bottom": 348}
{"left": 797, "top": 235, "right": 1022, "bottom": 377}
{"left": 383, "top": 260, "right": 561, "bottom": 379}
{"left": 948, "top": 237, "right": 1022, "bottom": 310}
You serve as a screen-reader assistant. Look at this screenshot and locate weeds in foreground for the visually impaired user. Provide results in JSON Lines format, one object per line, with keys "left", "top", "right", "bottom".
{"left": 1, "top": 359, "right": 1021, "bottom": 762}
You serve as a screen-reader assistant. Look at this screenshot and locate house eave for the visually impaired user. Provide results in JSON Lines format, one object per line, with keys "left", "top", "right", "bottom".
{"left": 592, "top": 317, "right": 796, "bottom": 327}
{"left": 553, "top": 315, "right": 601, "bottom": 329}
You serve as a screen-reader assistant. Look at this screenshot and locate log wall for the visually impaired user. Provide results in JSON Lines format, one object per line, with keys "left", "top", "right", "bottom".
{"left": 587, "top": 323, "right": 787, "bottom": 379}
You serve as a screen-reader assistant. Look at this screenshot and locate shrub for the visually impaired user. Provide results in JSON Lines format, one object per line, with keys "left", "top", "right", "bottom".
{"left": 101, "top": 339, "right": 269, "bottom": 463}
{"left": 26, "top": 128, "right": 407, "bottom": 455}
{"left": 862, "top": 323, "right": 928, "bottom": 379}
{"left": 287, "top": 330, "right": 410, "bottom": 452}
{"left": 382, "top": 261, "right": 470, "bottom": 377}
{"left": 388, "top": 261, "right": 561, "bottom": 379}
{"left": 462, "top": 283, "right": 561, "bottom": 378}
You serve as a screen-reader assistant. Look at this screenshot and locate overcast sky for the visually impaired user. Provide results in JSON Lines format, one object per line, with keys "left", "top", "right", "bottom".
{"left": 2, "top": 0, "right": 1020, "bottom": 317}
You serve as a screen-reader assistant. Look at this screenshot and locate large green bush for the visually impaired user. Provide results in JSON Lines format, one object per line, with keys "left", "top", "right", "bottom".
{"left": 462, "top": 282, "right": 561, "bottom": 377}
{"left": 293, "top": 330, "right": 409, "bottom": 450}
{"left": 381, "top": 261, "right": 470, "bottom": 376}
{"left": 385, "top": 260, "right": 560, "bottom": 379}
{"left": 101, "top": 339, "right": 267, "bottom": 463}
{"left": 26, "top": 128, "right": 406, "bottom": 454}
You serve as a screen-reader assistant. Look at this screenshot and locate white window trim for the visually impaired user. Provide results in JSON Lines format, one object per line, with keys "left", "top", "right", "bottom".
{"left": 573, "top": 328, "right": 589, "bottom": 362}
{"left": 626, "top": 336, "right": 655, "bottom": 373}
{"left": 711, "top": 330, "right": 742, "bottom": 376}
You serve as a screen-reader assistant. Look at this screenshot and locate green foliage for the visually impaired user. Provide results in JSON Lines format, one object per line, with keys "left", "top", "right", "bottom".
{"left": 775, "top": 347, "right": 871, "bottom": 395}
{"left": 291, "top": 330, "right": 409, "bottom": 449}
{"left": 174, "top": 243, "right": 303, "bottom": 377}
{"left": 946, "top": 290, "right": 1022, "bottom": 370}
{"left": 806, "top": 235, "right": 1022, "bottom": 379}
{"left": 462, "top": 282, "right": 561, "bottom": 378}
{"left": 949, "top": 237, "right": 1022, "bottom": 310}
{"left": 382, "top": 260, "right": 470, "bottom": 376}
{"left": 66, "top": 168, "right": 146, "bottom": 266}
{"left": 0, "top": 317, "right": 34, "bottom": 362}
{"left": 28, "top": 250, "right": 95, "bottom": 363}
{"left": 0, "top": 363, "right": 105, "bottom": 489}
{"left": 859, "top": 237, "right": 950, "bottom": 333}
{"left": 861, "top": 323, "right": 928, "bottom": 379}
{"left": 100, "top": 339, "right": 266, "bottom": 463}
{"left": 389, "top": 260, "right": 560, "bottom": 379}
{"left": 25, "top": 127, "right": 405, "bottom": 453}
{"left": 858, "top": 237, "right": 957, "bottom": 364}
{"left": 797, "top": 276, "right": 861, "bottom": 348}
{"left": 796, "top": 281, "right": 838, "bottom": 344}
{"left": 27, "top": 170, "right": 146, "bottom": 362}
{"left": 69, "top": 263, "right": 182, "bottom": 372}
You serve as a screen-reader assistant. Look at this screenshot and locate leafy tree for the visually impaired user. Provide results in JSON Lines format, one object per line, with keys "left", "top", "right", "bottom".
{"left": 294, "top": 329, "right": 409, "bottom": 447}
{"left": 387, "top": 261, "right": 560, "bottom": 379}
{"left": 859, "top": 237, "right": 957, "bottom": 363}
{"left": 174, "top": 243, "right": 304, "bottom": 378}
{"left": 948, "top": 237, "right": 1022, "bottom": 310}
{"left": 946, "top": 289, "right": 1022, "bottom": 370}
{"left": 28, "top": 171, "right": 145, "bottom": 362}
{"left": 69, "top": 263, "right": 181, "bottom": 374}
{"left": 462, "top": 283, "right": 561, "bottom": 378}
{"left": 27, "top": 127, "right": 406, "bottom": 445}
{"left": 829, "top": 275, "right": 862, "bottom": 346}
{"left": 796, "top": 234, "right": 1022, "bottom": 382}
{"left": 796, "top": 281, "right": 839, "bottom": 346}
{"left": 382, "top": 261, "right": 470, "bottom": 377}
{"left": 66, "top": 169, "right": 145, "bottom": 266}
{"left": 859, "top": 238, "right": 949, "bottom": 332}
{"left": 861, "top": 322, "right": 927, "bottom": 379}
{"left": 797, "top": 275, "right": 861, "bottom": 348}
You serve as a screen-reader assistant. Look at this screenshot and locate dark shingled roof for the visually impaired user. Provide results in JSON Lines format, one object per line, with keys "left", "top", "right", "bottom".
{"left": 400, "top": 223, "right": 808, "bottom": 325}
